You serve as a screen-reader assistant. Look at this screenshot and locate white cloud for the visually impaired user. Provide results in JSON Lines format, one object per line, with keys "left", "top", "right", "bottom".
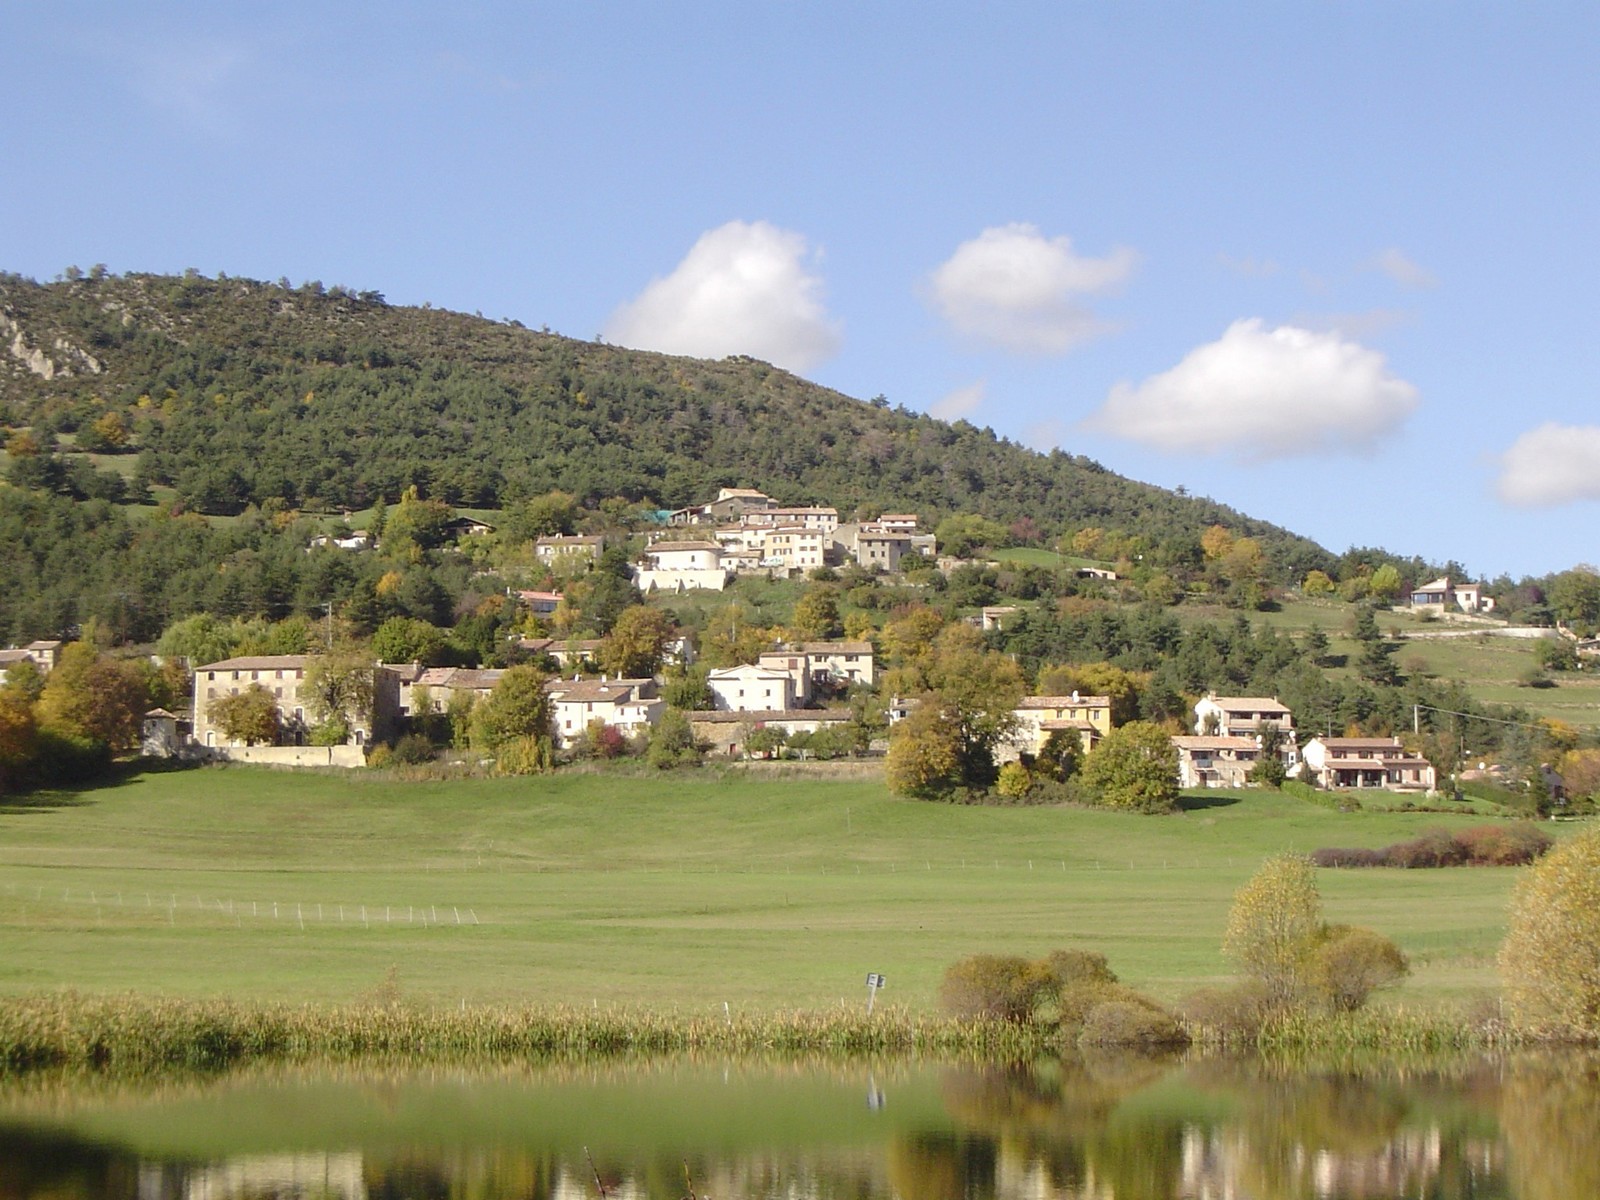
{"left": 1370, "top": 247, "right": 1438, "bottom": 290}
{"left": 603, "top": 220, "right": 841, "bottom": 373}
{"left": 1497, "top": 423, "right": 1600, "bottom": 507}
{"left": 927, "top": 223, "right": 1137, "bottom": 354}
{"left": 1087, "top": 319, "right": 1420, "bottom": 461}
{"left": 930, "top": 380, "right": 986, "bottom": 420}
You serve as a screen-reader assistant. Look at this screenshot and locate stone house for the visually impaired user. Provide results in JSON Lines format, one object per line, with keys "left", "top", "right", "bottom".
{"left": 1301, "top": 737, "right": 1436, "bottom": 791}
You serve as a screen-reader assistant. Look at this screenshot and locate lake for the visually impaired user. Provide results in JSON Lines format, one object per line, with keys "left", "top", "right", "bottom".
{"left": 1, "top": 1052, "right": 1593, "bottom": 1198}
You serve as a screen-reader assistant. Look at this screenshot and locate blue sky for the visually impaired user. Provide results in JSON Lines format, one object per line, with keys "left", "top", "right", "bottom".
{"left": 4, "top": 3, "right": 1599, "bottom": 579}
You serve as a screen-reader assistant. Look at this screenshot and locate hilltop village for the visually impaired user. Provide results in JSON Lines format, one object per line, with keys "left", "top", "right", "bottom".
{"left": 9, "top": 479, "right": 1549, "bottom": 814}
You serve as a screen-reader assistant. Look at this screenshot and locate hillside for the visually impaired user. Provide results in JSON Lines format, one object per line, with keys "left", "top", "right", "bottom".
{"left": 0, "top": 270, "right": 1329, "bottom": 575}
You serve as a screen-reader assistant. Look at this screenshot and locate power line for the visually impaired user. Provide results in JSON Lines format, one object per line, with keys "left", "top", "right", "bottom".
{"left": 1412, "top": 703, "right": 1553, "bottom": 733}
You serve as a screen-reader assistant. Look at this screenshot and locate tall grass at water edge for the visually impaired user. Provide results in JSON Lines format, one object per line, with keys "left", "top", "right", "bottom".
{"left": 0, "top": 993, "right": 1555, "bottom": 1076}
{"left": 0, "top": 994, "right": 1053, "bottom": 1074}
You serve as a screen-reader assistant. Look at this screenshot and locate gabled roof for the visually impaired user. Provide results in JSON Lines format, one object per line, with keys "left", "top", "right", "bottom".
{"left": 646, "top": 540, "right": 721, "bottom": 553}
{"left": 544, "top": 679, "right": 653, "bottom": 704}
{"left": 1018, "top": 694, "right": 1111, "bottom": 709}
{"left": 684, "top": 709, "right": 852, "bottom": 723}
{"left": 1204, "top": 695, "right": 1292, "bottom": 714}
{"left": 1172, "top": 735, "right": 1259, "bottom": 750}
{"left": 801, "top": 641, "right": 874, "bottom": 655}
{"left": 414, "top": 667, "right": 504, "bottom": 690}
{"left": 196, "top": 655, "right": 310, "bottom": 671}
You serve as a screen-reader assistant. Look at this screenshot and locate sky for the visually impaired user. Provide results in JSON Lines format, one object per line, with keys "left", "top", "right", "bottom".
{"left": 3, "top": 3, "right": 1598, "bottom": 579}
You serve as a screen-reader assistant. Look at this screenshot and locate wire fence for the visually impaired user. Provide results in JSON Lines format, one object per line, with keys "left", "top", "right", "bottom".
{"left": 0, "top": 881, "right": 480, "bottom": 929}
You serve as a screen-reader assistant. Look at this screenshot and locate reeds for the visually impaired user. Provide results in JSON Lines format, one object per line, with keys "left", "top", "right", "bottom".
{"left": 0, "top": 993, "right": 1057, "bottom": 1075}
{"left": 1186, "top": 1005, "right": 1531, "bottom": 1054}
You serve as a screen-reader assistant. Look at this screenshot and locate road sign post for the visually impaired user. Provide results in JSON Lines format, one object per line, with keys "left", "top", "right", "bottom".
{"left": 865, "top": 971, "right": 885, "bottom": 1013}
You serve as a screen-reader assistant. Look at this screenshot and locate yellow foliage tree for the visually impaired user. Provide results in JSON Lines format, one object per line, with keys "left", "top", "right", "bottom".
{"left": 1222, "top": 854, "right": 1324, "bottom": 1011}
{"left": 1499, "top": 825, "right": 1600, "bottom": 1038}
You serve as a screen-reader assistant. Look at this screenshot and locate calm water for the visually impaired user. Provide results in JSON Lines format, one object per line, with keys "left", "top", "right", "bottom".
{"left": 1, "top": 1052, "right": 1594, "bottom": 1199}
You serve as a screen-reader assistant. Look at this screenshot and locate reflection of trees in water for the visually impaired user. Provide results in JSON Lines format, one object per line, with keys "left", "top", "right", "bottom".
{"left": 1181, "top": 1057, "right": 1507, "bottom": 1200}
{"left": 905, "top": 1055, "right": 1518, "bottom": 1200}
{"left": 1503, "top": 1053, "right": 1600, "bottom": 1200}
{"left": 913, "top": 1055, "right": 1188, "bottom": 1200}
{"left": 0, "top": 1128, "right": 141, "bottom": 1200}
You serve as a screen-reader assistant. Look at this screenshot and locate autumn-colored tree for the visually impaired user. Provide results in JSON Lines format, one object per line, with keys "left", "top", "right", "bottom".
{"left": 790, "top": 584, "right": 844, "bottom": 641}
{"left": 207, "top": 684, "right": 283, "bottom": 745}
{"left": 885, "top": 701, "right": 962, "bottom": 798}
{"left": 1499, "top": 825, "right": 1600, "bottom": 1038}
{"left": 1200, "top": 524, "right": 1236, "bottom": 561}
{"left": 1310, "top": 925, "right": 1409, "bottom": 1012}
{"left": 470, "top": 664, "right": 553, "bottom": 751}
{"left": 1222, "top": 854, "right": 1324, "bottom": 1011}
{"left": 599, "top": 605, "right": 676, "bottom": 678}
{"left": 90, "top": 411, "right": 130, "bottom": 449}
{"left": 301, "top": 650, "right": 376, "bottom": 739}
{"left": 880, "top": 606, "right": 946, "bottom": 667}
{"left": 0, "top": 689, "right": 39, "bottom": 789}
{"left": 922, "top": 624, "right": 1025, "bottom": 786}
{"left": 700, "top": 604, "right": 778, "bottom": 668}
{"left": 1079, "top": 721, "right": 1180, "bottom": 813}
{"left": 1037, "top": 661, "right": 1145, "bottom": 727}
{"left": 939, "top": 954, "right": 1054, "bottom": 1022}
{"left": 1069, "top": 527, "right": 1105, "bottom": 558}
{"left": 35, "top": 643, "right": 148, "bottom": 750}
{"left": 1301, "top": 569, "right": 1335, "bottom": 597}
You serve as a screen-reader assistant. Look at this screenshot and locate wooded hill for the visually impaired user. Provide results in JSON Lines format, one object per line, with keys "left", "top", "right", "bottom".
{"left": 0, "top": 270, "right": 1329, "bottom": 577}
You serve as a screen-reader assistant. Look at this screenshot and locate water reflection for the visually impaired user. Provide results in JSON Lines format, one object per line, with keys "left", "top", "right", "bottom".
{"left": 2, "top": 1052, "right": 1591, "bottom": 1198}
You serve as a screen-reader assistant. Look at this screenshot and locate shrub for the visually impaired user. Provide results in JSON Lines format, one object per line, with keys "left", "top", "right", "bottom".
{"left": 391, "top": 733, "right": 436, "bottom": 765}
{"left": 1179, "top": 982, "right": 1275, "bottom": 1040}
{"left": 938, "top": 954, "right": 1053, "bottom": 1022}
{"left": 1499, "top": 825, "right": 1600, "bottom": 1038}
{"left": 1078, "top": 997, "right": 1187, "bottom": 1048}
{"left": 1310, "top": 925, "right": 1409, "bottom": 1012}
{"left": 494, "top": 735, "right": 554, "bottom": 776}
{"left": 365, "top": 745, "right": 393, "bottom": 769}
{"left": 1455, "top": 822, "right": 1553, "bottom": 866}
{"left": 994, "top": 761, "right": 1032, "bottom": 799}
{"left": 1042, "top": 949, "right": 1118, "bottom": 990}
{"left": 1386, "top": 828, "right": 1468, "bottom": 868}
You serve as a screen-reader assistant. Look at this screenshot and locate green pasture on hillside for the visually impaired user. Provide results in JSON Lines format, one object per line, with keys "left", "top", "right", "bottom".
{"left": 0, "top": 765, "right": 1550, "bottom": 1015}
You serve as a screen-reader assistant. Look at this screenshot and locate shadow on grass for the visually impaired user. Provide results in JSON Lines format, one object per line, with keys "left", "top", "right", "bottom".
{"left": 1176, "top": 792, "right": 1242, "bottom": 812}
{"left": 0, "top": 758, "right": 197, "bottom": 815}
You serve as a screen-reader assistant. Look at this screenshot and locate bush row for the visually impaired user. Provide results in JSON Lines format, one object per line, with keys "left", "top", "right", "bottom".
{"left": 1312, "top": 823, "right": 1552, "bottom": 869}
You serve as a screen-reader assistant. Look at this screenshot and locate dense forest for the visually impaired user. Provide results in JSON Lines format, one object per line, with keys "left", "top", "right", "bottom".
{"left": 0, "top": 269, "right": 1328, "bottom": 562}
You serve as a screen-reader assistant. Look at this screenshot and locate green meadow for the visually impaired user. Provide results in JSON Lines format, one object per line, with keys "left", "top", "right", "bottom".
{"left": 0, "top": 765, "right": 1545, "bottom": 1015}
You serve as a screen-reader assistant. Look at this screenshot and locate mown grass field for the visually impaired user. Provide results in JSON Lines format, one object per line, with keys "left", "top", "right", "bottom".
{"left": 0, "top": 765, "right": 1553, "bottom": 1015}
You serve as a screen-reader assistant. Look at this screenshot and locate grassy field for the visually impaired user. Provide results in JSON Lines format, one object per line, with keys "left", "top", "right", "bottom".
{"left": 0, "top": 765, "right": 1552, "bottom": 1015}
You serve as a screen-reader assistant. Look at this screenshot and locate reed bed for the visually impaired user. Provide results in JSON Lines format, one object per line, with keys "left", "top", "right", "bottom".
{"left": 0, "top": 993, "right": 1557, "bottom": 1078}
{"left": 0, "top": 994, "right": 1057, "bottom": 1075}
{"left": 1187, "top": 1006, "right": 1533, "bottom": 1055}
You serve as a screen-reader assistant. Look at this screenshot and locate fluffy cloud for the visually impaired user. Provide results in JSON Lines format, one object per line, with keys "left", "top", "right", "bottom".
{"left": 927, "top": 223, "right": 1137, "bottom": 354}
{"left": 1087, "top": 319, "right": 1419, "bottom": 460}
{"left": 1370, "top": 248, "right": 1438, "bottom": 289}
{"left": 1497, "top": 423, "right": 1600, "bottom": 507}
{"left": 929, "top": 380, "right": 986, "bottom": 420}
{"left": 604, "top": 220, "right": 841, "bottom": 373}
